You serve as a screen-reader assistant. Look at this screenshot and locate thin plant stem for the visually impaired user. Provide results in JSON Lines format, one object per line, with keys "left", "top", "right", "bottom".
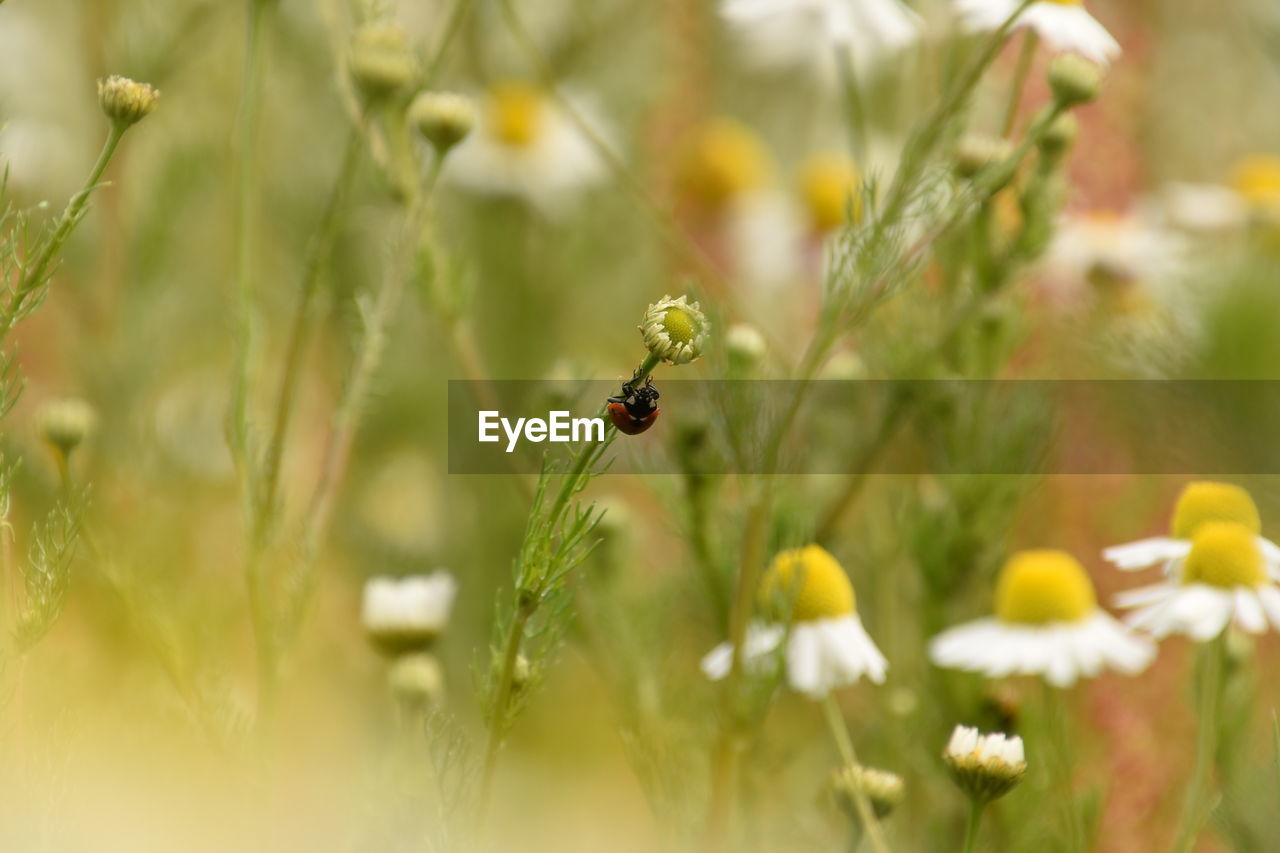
{"left": 303, "top": 155, "right": 447, "bottom": 558}
{"left": 1173, "top": 634, "right": 1228, "bottom": 853}
{"left": 835, "top": 45, "right": 868, "bottom": 165}
{"left": 252, "top": 125, "right": 364, "bottom": 547}
{"left": 424, "top": 0, "right": 473, "bottom": 86}
{"left": 1042, "top": 681, "right": 1086, "bottom": 853}
{"left": 478, "top": 600, "right": 533, "bottom": 818}
{"left": 229, "top": 0, "right": 273, "bottom": 513}
{"left": 1, "top": 123, "right": 126, "bottom": 336}
{"left": 1001, "top": 31, "right": 1039, "bottom": 138}
{"left": 822, "top": 694, "right": 891, "bottom": 853}
{"left": 961, "top": 798, "right": 985, "bottom": 853}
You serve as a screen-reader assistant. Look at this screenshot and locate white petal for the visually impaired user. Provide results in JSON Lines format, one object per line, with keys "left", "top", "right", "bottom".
{"left": 1102, "top": 537, "right": 1189, "bottom": 571}
{"left": 699, "top": 623, "right": 784, "bottom": 680}
{"left": 786, "top": 623, "right": 825, "bottom": 697}
{"left": 1258, "top": 585, "right": 1280, "bottom": 630}
{"left": 1234, "top": 588, "right": 1268, "bottom": 634}
{"left": 1114, "top": 582, "right": 1178, "bottom": 609}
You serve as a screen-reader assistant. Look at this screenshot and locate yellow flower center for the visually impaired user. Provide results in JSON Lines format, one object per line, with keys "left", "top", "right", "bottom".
{"left": 1231, "top": 156, "right": 1280, "bottom": 209}
{"left": 1041, "top": 0, "right": 1083, "bottom": 5}
{"left": 662, "top": 306, "right": 697, "bottom": 345}
{"left": 1170, "top": 481, "right": 1260, "bottom": 539}
{"left": 798, "top": 154, "right": 862, "bottom": 231}
{"left": 1181, "top": 522, "right": 1265, "bottom": 588}
{"left": 994, "top": 550, "right": 1096, "bottom": 625}
{"left": 759, "top": 544, "right": 855, "bottom": 621}
{"left": 677, "top": 117, "right": 769, "bottom": 212}
{"left": 488, "top": 82, "right": 544, "bottom": 148}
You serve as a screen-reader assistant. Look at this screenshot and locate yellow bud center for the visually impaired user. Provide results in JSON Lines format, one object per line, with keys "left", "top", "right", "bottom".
{"left": 994, "top": 550, "right": 1096, "bottom": 625}
{"left": 798, "top": 154, "right": 862, "bottom": 231}
{"left": 1231, "top": 156, "right": 1280, "bottom": 209}
{"left": 677, "top": 118, "right": 768, "bottom": 211}
{"left": 1171, "top": 481, "right": 1260, "bottom": 539}
{"left": 1181, "top": 522, "right": 1265, "bottom": 588}
{"left": 489, "top": 83, "right": 544, "bottom": 148}
{"left": 760, "top": 545, "right": 855, "bottom": 621}
{"left": 663, "top": 307, "right": 697, "bottom": 345}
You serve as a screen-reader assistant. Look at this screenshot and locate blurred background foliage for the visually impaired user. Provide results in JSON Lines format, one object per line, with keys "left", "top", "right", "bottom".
{"left": 5, "top": 0, "right": 1280, "bottom": 851}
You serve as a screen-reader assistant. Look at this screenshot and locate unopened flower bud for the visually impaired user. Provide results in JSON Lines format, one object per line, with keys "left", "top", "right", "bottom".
{"left": 410, "top": 91, "right": 475, "bottom": 154}
{"left": 37, "top": 398, "right": 98, "bottom": 456}
{"left": 348, "top": 23, "right": 416, "bottom": 101}
{"left": 954, "top": 135, "right": 1012, "bottom": 180}
{"left": 97, "top": 76, "right": 159, "bottom": 128}
{"left": 726, "top": 322, "right": 766, "bottom": 372}
{"left": 1047, "top": 54, "right": 1101, "bottom": 107}
{"left": 640, "top": 294, "right": 710, "bottom": 366}
{"left": 1038, "top": 114, "right": 1079, "bottom": 162}
{"left": 831, "top": 764, "right": 905, "bottom": 819}
{"left": 388, "top": 652, "right": 445, "bottom": 708}
{"left": 361, "top": 573, "right": 457, "bottom": 657}
{"left": 943, "top": 725, "right": 1027, "bottom": 803}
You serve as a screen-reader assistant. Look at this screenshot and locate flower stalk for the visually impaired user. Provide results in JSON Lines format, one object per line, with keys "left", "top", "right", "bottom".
{"left": 1173, "top": 633, "right": 1229, "bottom": 853}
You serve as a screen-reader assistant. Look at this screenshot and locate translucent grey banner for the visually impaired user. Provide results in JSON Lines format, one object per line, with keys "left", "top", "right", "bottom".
{"left": 447, "top": 380, "right": 1279, "bottom": 475}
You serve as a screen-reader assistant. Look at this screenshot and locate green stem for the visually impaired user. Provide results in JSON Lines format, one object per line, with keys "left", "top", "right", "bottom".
{"left": 229, "top": 0, "right": 273, "bottom": 507}
{"left": 302, "top": 155, "right": 446, "bottom": 557}
{"left": 1173, "top": 634, "right": 1227, "bottom": 853}
{"left": 1, "top": 123, "right": 126, "bottom": 336}
{"left": 478, "top": 601, "right": 533, "bottom": 818}
{"left": 961, "top": 798, "right": 985, "bottom": 853}
{"left": 1042, "top": 681, "right": 1086, "bottom": 853}
{"left": 822, "top": 695, "right": 891, "bottom": 853}
{"left": 252, "top": 125, "right": 363, "bottom": 547}
{"left": 1001, "top": 31, "right": 1038, "bottom": 138}
{"left": 835, "top": 45, "right": 868, "bottom": 165}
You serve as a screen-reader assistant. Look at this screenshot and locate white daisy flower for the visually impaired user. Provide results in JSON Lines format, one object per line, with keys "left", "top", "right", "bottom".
{"left": 1156, "top": 156, "right": 1280, "bottom": 232}
{"left": 446, "top": 81, "right": 608, "bottom": 215}
{"left": 954, "top": 0, "right": 1121, "bottom": 67}
{"left": 1102, "top": 481, "right": 1280, "bottom": 581}
{"left": 701, "top": 544, "right": 888, "bottom": 698}
{"left": 361, "top": 572, "right": 458, "bottom": 656}
{"left": 943, "top": 725, "right": 1027, "bottom": 802}
{"left": 1116, "top": 522, "right": 1280, "bottom": 641}
{"left": 929, "top": 550, "right": 1155, "bottom": 687}
{"left": 640, "top": 294, "right": 711, "bottom": 366}
{"left": 720, "top": 0, "right": 923, "bottom": 79}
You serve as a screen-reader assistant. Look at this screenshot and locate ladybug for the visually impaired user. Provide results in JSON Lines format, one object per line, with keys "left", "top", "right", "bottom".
{"left": 606, "top": 376, "right": 660, "bottom": 435}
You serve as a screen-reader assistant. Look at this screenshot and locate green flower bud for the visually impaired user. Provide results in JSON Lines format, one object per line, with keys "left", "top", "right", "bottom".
{"left": 348, "top": 23, "right": 416, "bottom": 101}
{"left": 37, "top": 398, "right": 98, "bottom": 456}
{"left": 388, "top": 652, "right": 445, "bottom": 709}
{"left": 831, "top": 764, "right": 905, "bottom": 820}
{"left": 1047, "top": 54, "right": 1102, "bottom": 107}
{"left": 954, "top": 135, "right": 1012, "bottom": 181}
{"left": 409, "top": 91, "right": 476, "bottom": 154}
{"left": 943, "top": 725, "right": 1027, "bottom": 804}
{"left": 97, "top": 76, "right": 159, "bottom": 128}
{"left": 640, "top": 294, "right": 710, "bottom": 366}
{"left": 726, "top": 322, "right": 766, "bottom": 373}
{"left": 1038, "top": 114, "right": 1079, "bottom": 162}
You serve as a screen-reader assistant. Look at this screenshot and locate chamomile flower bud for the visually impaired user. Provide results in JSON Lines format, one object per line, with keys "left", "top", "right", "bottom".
{"left": 97, "top": 76, "right": 159, "bottom": 128}
{"left": 410, "top": 91, "right": 475, "bottom": 155}
{"left": 361, "top": 573, "right": 457, "bottom": 657}
{"left": 37, "top": 397, "right": 98, "bottom": 456}
{"left": 640, "top": 294, "right": 710, "bottom": 366}
{"left": 1038, "top": 113, "right": 1079, "bottom": 163}
{"left": 831, "top": 764, "right": 905, "bottom": 819}
{"left": 1047, "top": 54, "right": 1101, "bottom": 107}
{"left": 726, "top": 322, "right": 766, "bottom": 372}
{"left": 943, "top": 725, "right": 1027, "bottom": 804}
{"left": 348, "top": 22, "right": 416, "bottom": 101}
{"left": 954, "top": 135, "right": 1012, "bottom": 180}
{"left": 388, "top": 652, "right": 445, "bottom": 709}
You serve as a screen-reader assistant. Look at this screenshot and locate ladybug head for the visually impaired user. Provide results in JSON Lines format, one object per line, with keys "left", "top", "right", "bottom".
{"left": 610, "top": 377, "right": 660, "bottom": 420}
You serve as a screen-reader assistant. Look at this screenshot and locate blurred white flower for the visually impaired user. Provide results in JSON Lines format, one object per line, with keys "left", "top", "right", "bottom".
{"left": 1044, "top": 209, "right": 1185, "bottom": 314}
{"left": 361, "top": 572, "right": 458, "bottom": 655}
{"left": 954, "top": 0, "right": 1120, "bottom": 66}
{"left": 446, "top": 81, "right": 608, "bottom": 215}
{"left": 721, "top": 0, "right": 923, "bottom": 78}
{"left": 701, "top": 544, "right": 887, "bottom": 698}
{"left": 1155, "top": 156, "right": 1280, "bottom": 232}
{"left": 929, "top": 550, "right": 1154, "bottom": 687}
{"left": 1103, "top": 481, "right": 1280, "bottom": 580}
{"left": 1117, "top": 522, "right": 1280, "bottom": 641}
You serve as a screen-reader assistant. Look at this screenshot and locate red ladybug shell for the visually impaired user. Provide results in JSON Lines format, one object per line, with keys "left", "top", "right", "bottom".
{"left": 607, "top": 401, "right": 660, "bottom": 435}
